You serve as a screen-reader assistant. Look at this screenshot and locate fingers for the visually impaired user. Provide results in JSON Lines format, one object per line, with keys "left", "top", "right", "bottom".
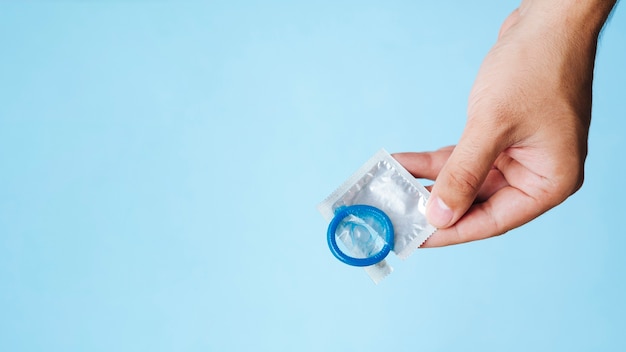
{"left": 421, "top": 185, "right": 544, "bottom": 248}
{"left": 394, "top": 149, "right": 509, "bottom": 202}
{"left": 427, "top": 130, "right": 507, "bottom": 229}
{"left": 392, "top": 148, "right": 453, "bottom": 181}
{"left": 430, "top": 169, "right": 508, "bottom": 202}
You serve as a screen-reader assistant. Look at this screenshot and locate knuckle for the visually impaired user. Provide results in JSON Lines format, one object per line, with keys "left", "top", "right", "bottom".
{"left": 422, "top": 153, "right": 436, "bottom": 173}
{"left": 446, "top": 165, "right": 482, "bottom": 198}
{"left": 539, "top": 166, "right": 585, "bottom": 207}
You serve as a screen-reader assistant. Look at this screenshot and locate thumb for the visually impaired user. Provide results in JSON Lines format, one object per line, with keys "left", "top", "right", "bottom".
{"left": 427, "top": 131, "right": 504, "bottom": 228}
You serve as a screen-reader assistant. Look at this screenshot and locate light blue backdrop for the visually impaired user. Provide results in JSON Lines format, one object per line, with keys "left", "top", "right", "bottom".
{"left": 1, "top": 1, "right": 624, "bottom": 351}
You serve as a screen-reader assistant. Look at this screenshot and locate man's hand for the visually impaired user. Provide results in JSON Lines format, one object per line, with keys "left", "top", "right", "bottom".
{"left": 394, "top": 0, "right": 616, "bottom": 247}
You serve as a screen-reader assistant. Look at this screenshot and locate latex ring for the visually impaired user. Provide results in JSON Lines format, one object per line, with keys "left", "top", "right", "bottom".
{"left": 327, "top": 204, "right": 394, "bottom": 267}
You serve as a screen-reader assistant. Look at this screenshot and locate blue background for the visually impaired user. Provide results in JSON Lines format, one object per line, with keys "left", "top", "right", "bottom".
{"left": 1, "top": 1, "right": 625, "bottom": 351}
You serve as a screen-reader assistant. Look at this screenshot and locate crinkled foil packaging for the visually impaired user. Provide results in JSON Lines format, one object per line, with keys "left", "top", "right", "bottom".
{"left": 318, "top": 149, "right": 437, "bottom": 283}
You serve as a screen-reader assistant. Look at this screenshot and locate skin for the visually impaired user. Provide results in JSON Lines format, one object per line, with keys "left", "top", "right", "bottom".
{"left": 393, "top": 0, "right": 618, "bottom": 247}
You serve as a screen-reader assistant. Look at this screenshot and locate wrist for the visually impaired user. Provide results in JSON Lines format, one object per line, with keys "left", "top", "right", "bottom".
{"left": 520, "top": 0, "right": 617, "bottom": 37}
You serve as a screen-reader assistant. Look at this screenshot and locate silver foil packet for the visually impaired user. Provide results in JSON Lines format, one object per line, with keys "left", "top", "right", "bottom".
{"left": 318, "top": 149, "right": 436, "bottom": 283}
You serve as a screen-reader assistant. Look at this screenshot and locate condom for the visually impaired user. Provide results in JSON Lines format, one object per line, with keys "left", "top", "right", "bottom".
{"left": 327, "top": 204, "right": 394, "bottom": 267}
{"left": 318, "top": 149, "right": 436, "bottom": 283}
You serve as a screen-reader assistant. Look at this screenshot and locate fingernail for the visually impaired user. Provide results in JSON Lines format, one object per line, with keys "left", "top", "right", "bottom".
{"left": 427, "top": 195, "right": 453, "bottom": 228}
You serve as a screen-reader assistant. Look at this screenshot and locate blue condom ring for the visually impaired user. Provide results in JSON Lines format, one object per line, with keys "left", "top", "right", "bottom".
{"left": 327, "top": 204, "right": 394, "bottom": 267}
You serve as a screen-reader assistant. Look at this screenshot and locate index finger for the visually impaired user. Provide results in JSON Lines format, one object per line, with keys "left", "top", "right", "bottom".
{"left": 392, "top": 148, "right": 454, "bottom": 181}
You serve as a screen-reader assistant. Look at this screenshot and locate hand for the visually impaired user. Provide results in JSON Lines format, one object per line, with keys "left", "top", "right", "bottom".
{"left": 394, "top": 0, "right": 614, "bottom": 247}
